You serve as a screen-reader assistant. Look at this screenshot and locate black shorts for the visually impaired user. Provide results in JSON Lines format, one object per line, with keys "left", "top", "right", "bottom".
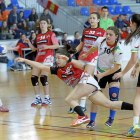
{"left": 137, "top": 73, "right": 140, "bottom": 87}
{"left": 94, "top": 69, "right": 121, "bottom": 88}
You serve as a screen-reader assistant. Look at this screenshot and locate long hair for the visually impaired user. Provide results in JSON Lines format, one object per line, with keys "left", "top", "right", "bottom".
{"left": 101, "top": 26, "right": 120, "bottom": 54}
{"left": 125, "top": 14, "right": 140, "bottom": 45}
{"left": 56, "top": 44, "right": 77, "bottom": 57}
{"left": 21, "top": 19, "right": 30, "bottom": 32}
{"left": 1, "top": 21, "right": 9, "bottom": 33}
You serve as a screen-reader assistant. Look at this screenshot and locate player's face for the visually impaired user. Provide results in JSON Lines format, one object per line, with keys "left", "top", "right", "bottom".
{"left": 89, "top": 14, "right": 100, "bottom": 27}
{"left": 130, "top": 18, "right": 137, "bottom": 32}
{"left": 56, "top": 53, "right": 67, "bottom": 67}
{"left": 40, "top": 20, "right": 48, "bottom": 31}
{"left": 101, "top": 9, "right": 108, "bottom": 17}
{"left": 106, "top": 30, "right": 118, "bottom": 45}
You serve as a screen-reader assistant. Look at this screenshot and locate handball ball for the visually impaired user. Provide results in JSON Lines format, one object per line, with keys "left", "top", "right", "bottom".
{"left": 0, "top": 45, "right": 7, "bottom": 55}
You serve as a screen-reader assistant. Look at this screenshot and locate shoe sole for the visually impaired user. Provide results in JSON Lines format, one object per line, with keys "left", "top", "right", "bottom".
{"left": 31, "top": 103, "right": 42, "bottom": 107}
{"left": 86, "top": 126, "right": 94, "bottom": 131}
{"left": 126, "top": 128, "right": 139, "bottom": 137}
{"left": 68, "top": 112, "right": 74, "bottom": 114}
{"left": 71, "top": 119, "right": 90, "bottom": 127}
{"left": 105, "top": 122, "right": 112, "bottom": 127}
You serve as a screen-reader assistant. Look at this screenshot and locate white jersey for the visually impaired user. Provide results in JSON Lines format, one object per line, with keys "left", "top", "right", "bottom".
{"left": 93, "top": 37, "right": 123, "bottom": 74}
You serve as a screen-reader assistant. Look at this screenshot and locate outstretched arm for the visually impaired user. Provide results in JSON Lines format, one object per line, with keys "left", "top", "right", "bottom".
{"left": 15, "top": 58, "right": 51, "bottom": 73}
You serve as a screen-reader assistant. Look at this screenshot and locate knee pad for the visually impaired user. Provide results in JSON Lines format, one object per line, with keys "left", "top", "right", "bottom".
{"left": 31, "top": 75, "right": 39, "bottom": 86}
{"left": 109, "top": 86, "right": 119, "bottom": 101}
{"left": 40, "top": 75, "right": 48, "bottom": 86}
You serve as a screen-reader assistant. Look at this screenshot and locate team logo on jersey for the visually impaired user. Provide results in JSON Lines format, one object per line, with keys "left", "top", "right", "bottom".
{"left": 84, "top": 39, "right": 95, "bottom": 45}
{"left": 97, "top": 32, "right": 102, "bottom": 35}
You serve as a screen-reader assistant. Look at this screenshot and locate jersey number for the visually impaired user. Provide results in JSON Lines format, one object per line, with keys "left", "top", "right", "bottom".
{"left": 89, "top": 31, "right": 95, "bottom": 34}
{"left": 104, "top": 48, "right": 111, "bottom": 54}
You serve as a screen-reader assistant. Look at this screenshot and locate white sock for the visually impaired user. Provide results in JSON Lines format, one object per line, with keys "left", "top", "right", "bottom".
{"left": 0, "top": 99, "right": 3, "bottom": 106}
{"left": 45, "top": 95, "right": 49, "bottom": 99}
{"left": 35, "top": 95, "right": 41, "bottom": 99}
{"left": 80, "top": 96, "right": 86, "bottom": 107}
{"left": 133, "top": 116, "right": 139, "bottom": 126}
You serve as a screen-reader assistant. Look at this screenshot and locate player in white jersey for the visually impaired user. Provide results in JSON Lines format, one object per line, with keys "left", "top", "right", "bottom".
{"left": 80, "top": 26, "right": 123, "bottom": 128}
{"left": 113, "top": 14, "right": 140, "bottom": 137}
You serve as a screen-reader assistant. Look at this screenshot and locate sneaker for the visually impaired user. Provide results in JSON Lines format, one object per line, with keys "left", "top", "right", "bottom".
{"left": 105, "top": 117, "right": 114, "bottom": 127}
{"left": 70, "top": 115, "right": 90, "bottom": 127}
{"left": 42, "top": 98, "right": 51, "bottom": 107}
{"left": 31, "top": 97, "right": 42, "bottom": 107}
{"left": 10, "top": 64, "right": 23, "bottom": 71}
{"left": 126, "top": 123, "right": 140, "bottom": 137}
{"left": 25, "top": 64, "right": 31, "bottom": 70}
{"left": 86, "top": 120, "right": 95, "bottom": 130}
{"left": 68, "top": 108, "right": 74, "bottom": 114}
{"left": 0, "top": 105, "right": 9, "bottom": 112}
{"left": 81, "top": 106, "right": 86, "bottom": 112}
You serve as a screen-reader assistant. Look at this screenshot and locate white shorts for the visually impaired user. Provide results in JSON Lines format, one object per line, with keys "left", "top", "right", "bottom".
{"left": 79, "top": 72, "right": 101, "bottom": 97}
{"left": 79, "top": 60, "right": 96, "bottom": 66}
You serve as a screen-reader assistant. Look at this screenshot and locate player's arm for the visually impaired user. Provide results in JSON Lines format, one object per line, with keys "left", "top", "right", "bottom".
{"left": 15, "top": 58, "right": 50, "bottom": 72}
{"left": 76, "top": 42, "right": 83, "bottom": 52}
{"left": 24, "top": 39, "right": 37, "bottom": 51}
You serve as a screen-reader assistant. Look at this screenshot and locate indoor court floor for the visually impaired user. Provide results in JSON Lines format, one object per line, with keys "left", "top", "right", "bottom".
{"left": 0, "top": 70, "right": 140, "bottom": 140}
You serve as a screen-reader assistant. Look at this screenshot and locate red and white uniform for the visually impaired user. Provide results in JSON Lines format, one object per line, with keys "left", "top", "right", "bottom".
{"left": 50, "top": 62, "right": 100, "bottom": 92}
{"left": 34, "top": 31, "right": 58, "bottom": 65}
{"left": 78, "top": 27, "right": 106, "bottom": 63}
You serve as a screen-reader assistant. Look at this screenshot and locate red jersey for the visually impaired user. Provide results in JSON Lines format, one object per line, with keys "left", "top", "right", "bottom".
{"left": 50, "top": 62, "right": 83, "bottom": 88}
{"left": 79, "top": 27, "right": 106, "bottom": 62}
{"left": 35, "top": 31, "right": 58, "bottom": 63}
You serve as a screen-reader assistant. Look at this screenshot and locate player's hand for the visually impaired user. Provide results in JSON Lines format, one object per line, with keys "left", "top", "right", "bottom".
{"left": 59, "top": 55, "right": 69, "bottom": 61}
{"left": 79, "top": 54, "right": 87, "bottom": 60}
{"left": 24, "top": 39, "right": 30, "bottom": 44}
{"left": 15, "top": 57, "right": 25, "bottom": 63}
{"left": 96, "top": 73, "right": 103, "bottom": 82}
{"left": 113, "top": 72, "right": 123, "bottom": 79}
{"left": 13, "top": 46, "right": 19, "bottom": 51}
{"left": 41, "top": 45, "right": 50, "bottom": 50}
{"left": 130, "top": 67, "right": 137, "bottom": 79}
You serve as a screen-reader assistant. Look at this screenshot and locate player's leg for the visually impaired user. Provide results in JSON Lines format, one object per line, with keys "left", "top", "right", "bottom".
{"left": 31, "top": 67, "right": 41, "bottom": 107}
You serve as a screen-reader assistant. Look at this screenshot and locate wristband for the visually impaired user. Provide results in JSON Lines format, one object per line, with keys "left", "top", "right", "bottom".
{"left": 68, "top": 57, "right": 72, "bottom": 62}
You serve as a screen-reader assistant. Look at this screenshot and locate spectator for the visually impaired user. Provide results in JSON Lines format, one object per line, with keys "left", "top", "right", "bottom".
{"left": 8, "top": 6, "right": 22, "bottom": 28}
{"left": 119, "top": 26, "right": 131, "bottom": 39}
{"left": 114, "top": 14, "right": 125, "bottom": 29}
{"left": 33, "top": 18, "right": 40, "bottom": 34}
{"left": 10, "top": 23, "right": 26, "bottom": 39}
{"left": 21, "top": 19, "right": 30, "bottom": 35}
{"left": 100, "top": 6, "right": 114, "bottom": 31}
{"left": 19, "top": 11, "right": 24, "bottom": 21}
{"left": 29, "top": 8, "right": 38, "bottom": 30}
{"left": 0, "top": 20, "right": 14, "bottom": 40}
{"left": 84, "top": 19, "right": 90, "bottom": 28}
{"left": 74, "top": 31, "right": 81, "bottom": 60}
{"left": 0, "top": 0, "right": 6, "bottom": 16}
{"left": 40, "top": 9, "right": 53, "bottom": 25}
{"left": 123, "top": 14, "right": 130, "bottom": 27}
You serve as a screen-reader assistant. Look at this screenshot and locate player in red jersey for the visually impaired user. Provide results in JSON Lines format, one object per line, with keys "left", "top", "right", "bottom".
{"left": 75, "top": 12, "right": 106, "bottom": 113}
{"left": 15, "top": 44, "right": 133, "bottom": 127}
{"left": 24, "top": 18, "right": 59, "bottom": 107}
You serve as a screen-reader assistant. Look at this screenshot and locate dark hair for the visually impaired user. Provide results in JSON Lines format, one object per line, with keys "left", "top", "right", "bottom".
{"left": 21, "top": 19, "right": 30, "bottom": 32}
{"left": 90, "top": 12, "right": 100, "bottom": 27}
{"left": 20, "top": 33, "right": 26, "bottom": 38}
{"left": 63, "top": 32, "right": 67, "bottom": 36}
{"left": 125, "top": 14, "right": 140, "bottom": 45}
{"left": 101, "top": 26, "right": 120, "bottom": 54}
{"left": 1, "top": 21, "right": 8, "bottom": 33}
{"left": 75, "top": 31, "right": 79, "bottom": 35}
{"left": 101, "top": 6, "right": 108, "bottom": 11}
{"left": 56, "top": 44, "right": 76, "bottom": 57}
{"left": 39, "top": 18, "right": 51, "bottom": 31}
{"left": 29, "top": 32, "right": 36, "bottom": 40}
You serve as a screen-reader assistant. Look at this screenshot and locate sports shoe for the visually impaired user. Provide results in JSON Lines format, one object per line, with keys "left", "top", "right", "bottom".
{"left": 0, "top": 105, "right": 9, "bottom": 112}
{"left": 86, "top": 120, "right": 95, "bottom": 130}
{"left": 68, "top": 108, "right": 74, "bottom": 114}
{"left": 42, "top": 98, "right": 51, "bottom": 107}
{"left": 10, "top": 64, "right": 23, "bottom": 71}
{"left": 126, "top": 123, "right": 140, "bottom": 137}
{"left": 25, "top": 64, "right": 31, "bottom": 70}
{"left": 70, "top": 115, "right": 90, "bottom": 127}
{"left": 105, "top": 117, "right": 114, "bottom": 127}
{"left": 31, "top": 97, "right": 42, "bottom": 107}
{"left": 81, "top": 106, "right": 86, "bottom": 112}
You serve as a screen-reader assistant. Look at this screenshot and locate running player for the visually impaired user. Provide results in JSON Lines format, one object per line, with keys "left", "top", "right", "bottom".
{"left": 80, "top": 26, "right": 123, "bottom": 129}
{"left": 15, "top": 44, "right": 133, "bottom": 127}
{"left": 24, "top": 18, "right": 59, "bottom": 107}
{"left": 76, "top": 12, "right": 106, "bottom": 112}
{"left": 113, "top": 13, "right": 140, "bottom": 137}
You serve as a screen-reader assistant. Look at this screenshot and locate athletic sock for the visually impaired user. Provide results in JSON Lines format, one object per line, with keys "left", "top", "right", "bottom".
{"left": 45, "top": 95, "right": 49, "bottom": 99}
{"left": 35, "top": 95, "right": 41, "bottom": 99}
{"left": 0, "top": 99, "right": 3, "bottom": 106}
{"left": 133, "top": 116, "right": 139, "bottom": 126}
{"left": 109, "top": 110, "right": 116, "bottom": 119}
{"left": 121, "top": 102, "right": 133, "bottom": 110}
{"left": 80, "top": 96, "right": 86, "bottom": 107}
{"left": 74, "top": 106, "right": 85, "bottom": 116}
{"left": 90, "top": 112, "right": 97, "bottom": 121}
